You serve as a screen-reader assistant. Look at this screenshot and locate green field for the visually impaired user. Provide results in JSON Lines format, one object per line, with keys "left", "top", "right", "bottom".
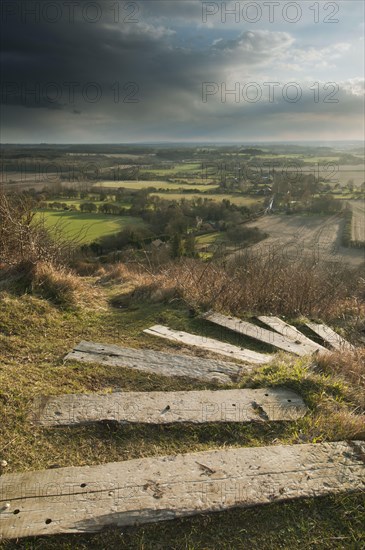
{"left": 195, "top": 232, "right": 222, "bottom": 246}
{"left": 37, "top": 210, "right": 145, "bottom": 243}
{"left": 195, "top": 232, "right": 228, "bottom": 259}
{"left": 141, "top": 162, "right": 202, "bottom": 176}
{"left": 170, "top": 177, "right": 216, "bottom": 184}
{"left": 94, "top": 180, "right": 219, "bottom": 191}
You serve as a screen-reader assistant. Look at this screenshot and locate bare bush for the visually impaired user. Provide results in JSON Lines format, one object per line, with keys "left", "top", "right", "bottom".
{"left": 0, "top": 189, "right": 77, "bottom": 267}
{"left": 161, "top": 252, "right": 361, "bottom": 318}
{"left": 113, "top": 251, "right": 363, "bottom": 320}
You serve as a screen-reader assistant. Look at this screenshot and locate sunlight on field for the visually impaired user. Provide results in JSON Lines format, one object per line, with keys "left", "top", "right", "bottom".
{"left": 350, "top": 201, "right": 365, "bottom": 243}
{"left": 141, "top": 163, "right": 202, "bottom": 176}
{"left": 37, "top": 210, "right": 145, "bottom": 243}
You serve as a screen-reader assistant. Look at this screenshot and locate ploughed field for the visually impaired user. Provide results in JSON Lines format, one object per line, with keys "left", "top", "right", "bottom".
{"left": 244, "top": 213, "right": 365, "bottom": 266}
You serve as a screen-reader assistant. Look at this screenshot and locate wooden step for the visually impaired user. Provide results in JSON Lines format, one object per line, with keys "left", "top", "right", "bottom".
{"left": 305, "top": 322, "right": 355, "bottom": 352}
{"left": 257, "top": 316, "right": 326, "bottom": 353}
{"left": 1, "top": 441, "right": 364, "bottom": 539}
{"left": 144, "top": 325, "right": 273, "bottom": 365}
{"left": 31, "top": 388, "right": 307, "bottom": 427}
{"left": 203, "top": 312, "right": 316, "bottom": 356}
{"left": 64, "top": 341, "right": 243, "bottom": 384}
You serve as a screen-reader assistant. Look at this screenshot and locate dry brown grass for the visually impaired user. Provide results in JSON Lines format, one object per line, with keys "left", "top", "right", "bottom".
{"left": 308, "top": 400, "right": 365, "bottom": 440}
{"left": 96, "top": 263, "right": 129, "bottom": 284}
{"left": 0, "top": 261, "right": 100, "bottom": 309}
{"left": 316, "top": 349, "right": 365, "bottom": 409}
{"left": 108, "top": 264, "right": 181, "bottom": 307}
{"left": 71, "top": 260, "right": 102, "bottom": 277}
{"left": 29, "top": 262, "right": 83, "bottom": 308}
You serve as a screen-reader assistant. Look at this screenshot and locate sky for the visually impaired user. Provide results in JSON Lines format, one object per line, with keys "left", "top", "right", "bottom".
{"left": 0, "top": 0, "right": 364, "bottom": 143}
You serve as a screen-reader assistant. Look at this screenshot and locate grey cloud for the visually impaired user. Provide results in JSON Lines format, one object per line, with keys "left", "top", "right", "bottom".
{"left": 212, "top": 30, "right": 294, "bottom": 53}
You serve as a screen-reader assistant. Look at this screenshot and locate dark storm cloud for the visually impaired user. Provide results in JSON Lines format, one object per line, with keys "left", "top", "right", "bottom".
{"left": 1, "top": 8, "right": 292, "bottom": 110}
{"left": 0, "top": 0, "right": 363, "bottom": 141}
{"left": 139, "top": 0, "right": 203, "bottom": 21}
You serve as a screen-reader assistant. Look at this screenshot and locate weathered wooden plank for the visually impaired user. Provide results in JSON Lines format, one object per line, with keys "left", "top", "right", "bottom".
{"left": 1, "top": 441, "right": 364, "bottom": 539}
{"left": 257, "top": 316, "right": 326, "bottom": 353}
{"left": 31, "top": 388, "right": 307, "bottom": 427}
{"left": 204, "top": 312, "right": 316, "bottom": 356}
{"left": 305, "top": 322, "right": 355, "bottom": 352}
{"left": 64, "top": 342, "right": 243, "bottom": 384}
{"left": 144, "top": 325, "right": 273, "bottom": 365}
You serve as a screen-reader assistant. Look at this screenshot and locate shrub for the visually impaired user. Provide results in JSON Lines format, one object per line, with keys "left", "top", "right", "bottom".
{"left": 113, "top": 251, "right": 363, "bottom": 320}
{"left": 226, "top": 225, "right": 267, "bottom": 245}
{"left": 0, "top": 189, "right": 76, "bottom": 267}
{"left": 165, "top": 253, "right": 361, "bottom": 318}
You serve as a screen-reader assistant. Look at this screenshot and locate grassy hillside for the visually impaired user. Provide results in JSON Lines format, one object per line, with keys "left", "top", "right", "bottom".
{"left": 0, "top": 260, "right": 364, "bottom": 549}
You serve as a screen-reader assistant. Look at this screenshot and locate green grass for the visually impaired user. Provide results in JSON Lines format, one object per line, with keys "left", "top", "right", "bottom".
{"left": 37, "top": 210, "right": 146, "bottom": 243}
{"left": 0, "top": 272, "right": 364, "bottom": 548}
{"left": 170, "top": 177, "right": 216, "bottom": 184}
{"left": 302, "top": 157, "right": 342, "bottom": 163}
{"left": 195, "top": 232, "right": 229, "bottom": 259}
{"left": 195, "top": 232, "right": 223, "bottom": 246}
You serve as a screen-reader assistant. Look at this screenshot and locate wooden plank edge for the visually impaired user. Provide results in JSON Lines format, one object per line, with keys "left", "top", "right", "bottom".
{"left": 0, "top": 441, "right": 364, "bottom": 539}
{"left": 30, "top": 388, "right": 308, "bottom": 426}
{"left": 144, "top": 325, "right": 272, "bottom": 365}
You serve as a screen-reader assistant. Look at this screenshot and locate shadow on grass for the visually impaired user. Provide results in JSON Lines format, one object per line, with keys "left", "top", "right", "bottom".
{"left": 43, "top": 420, "right": 295, "bottom": 453}
{"left": 2, "top": 493, "right": 364, "bottom": 549}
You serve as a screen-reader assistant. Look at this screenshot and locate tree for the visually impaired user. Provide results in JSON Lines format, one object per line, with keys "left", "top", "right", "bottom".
{"left": 347, "top": 179, "right": 354, "bottom": 193}
{"left": 99, "top": 203, "right": 120, "bottom": 215}
{"left": 185, "top": 233, "right": 197, "bottom": 258}
{"left": 49, "top": 201, "right": 62, "bottom": 210}
{"left": 80, "top": 202, "right": 97, "bottom": 213}
{"left": 98, "top": 203, "right": 110, "bottom": 214}
{"left": 170, "top": 233, "right": 183, "bottom": 258}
